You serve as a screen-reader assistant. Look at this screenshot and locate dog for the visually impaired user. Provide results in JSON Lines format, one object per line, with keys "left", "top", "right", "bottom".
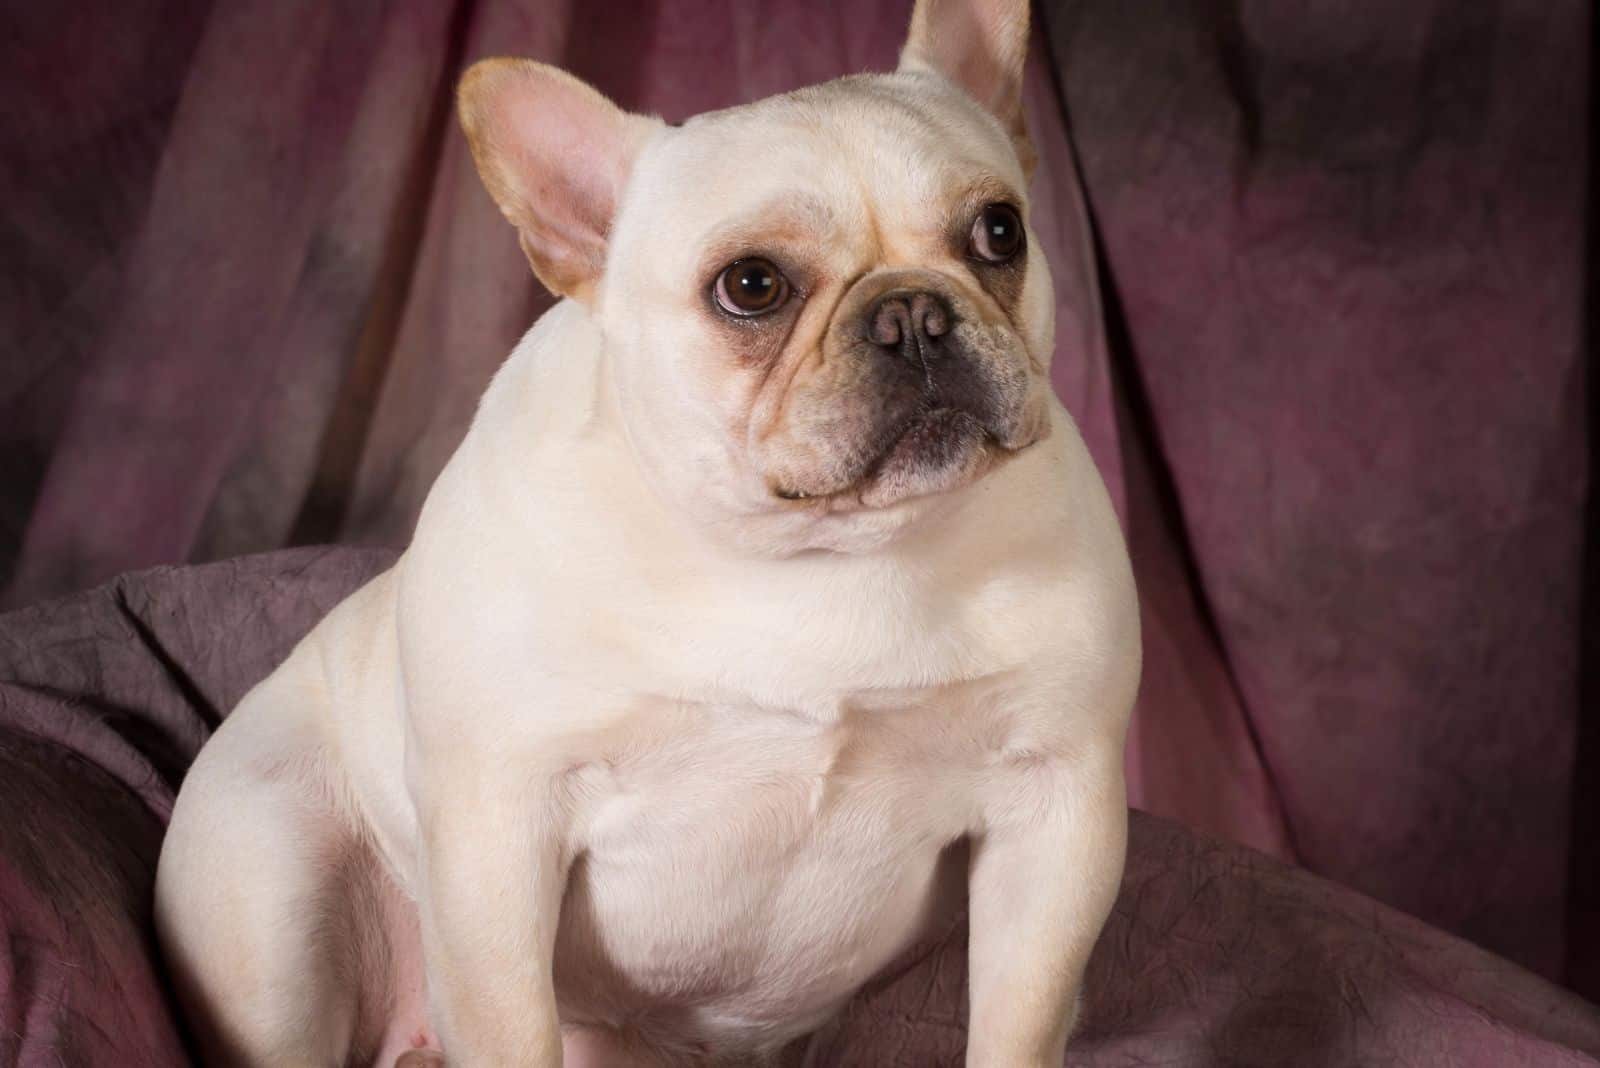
{"left": 154, "top": 0, "right": 1140, "bottom": 1063}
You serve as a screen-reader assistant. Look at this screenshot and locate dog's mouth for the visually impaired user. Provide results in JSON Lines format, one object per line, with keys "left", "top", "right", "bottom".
{"left": 774, "top": 403, "right": 1031, "bottom": 512}
{"left": 858, "top": 406, "right": 994, "bottom": 504}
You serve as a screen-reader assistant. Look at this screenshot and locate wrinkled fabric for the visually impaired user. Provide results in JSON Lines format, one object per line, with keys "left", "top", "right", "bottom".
{"left": 0, "top": 0, "right": 1590, "bottom": 998}
{"left": 0, "top": 548, "right": 394, "bottom": 1068}
{"left": 1, "top": 549, "right": 1598, "bottom": 1066}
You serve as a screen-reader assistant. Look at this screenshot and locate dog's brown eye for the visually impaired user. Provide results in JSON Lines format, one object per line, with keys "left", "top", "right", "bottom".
{"left": 969, "top": 203, "right": 1024, "bottom": 264}
{"left": 714, "top": 258, "right": 789, "bottom": 316}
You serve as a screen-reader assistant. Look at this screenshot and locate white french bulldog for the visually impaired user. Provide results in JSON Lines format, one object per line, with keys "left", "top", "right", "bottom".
{"left": 154, "top": 0, "right": 1140, "bottom": 1064}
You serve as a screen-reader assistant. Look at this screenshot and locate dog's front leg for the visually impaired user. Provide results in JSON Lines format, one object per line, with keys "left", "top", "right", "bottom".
{"left": 965, "top": 749, "right": 1127, "bottom": 1068}
{"left": 414, "top": 775, "right": 571, "bottom": 1068}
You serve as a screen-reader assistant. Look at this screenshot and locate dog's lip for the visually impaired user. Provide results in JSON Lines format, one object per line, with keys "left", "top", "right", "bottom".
{"left": 771, "top": 405, "right": 1011, "bottom": 509}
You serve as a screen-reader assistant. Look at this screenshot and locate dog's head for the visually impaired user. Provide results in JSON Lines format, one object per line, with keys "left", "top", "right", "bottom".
{"left": 461, "top": 0, "right": 1054, "bottom": 553}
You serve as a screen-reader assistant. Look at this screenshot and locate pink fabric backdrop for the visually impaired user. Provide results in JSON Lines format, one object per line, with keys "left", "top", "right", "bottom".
{"left": 0, "top": 0, "right": 1590, "bottom": 996}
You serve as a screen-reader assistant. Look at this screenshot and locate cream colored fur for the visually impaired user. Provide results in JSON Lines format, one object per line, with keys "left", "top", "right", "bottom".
{"left": 154, "top": 1, "right": 1140, "bottom": 1065}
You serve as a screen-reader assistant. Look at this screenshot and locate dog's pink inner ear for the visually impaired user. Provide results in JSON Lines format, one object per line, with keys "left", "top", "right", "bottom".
{"left": 458, "top": 59, "right": 656, "bottom": 303}
{"left": 899, "top": 0, "right": 1032, "bottom": 161}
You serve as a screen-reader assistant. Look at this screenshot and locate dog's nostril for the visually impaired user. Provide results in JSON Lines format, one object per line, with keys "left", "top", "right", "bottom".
{"left": 918, "top": 294, "right": 949, "bottom": 338}
{"left": 869, "top": 301, "right": 910, "bottom": 347}
{"left": 867, "top": 290, "right": 955, "bottom": 353}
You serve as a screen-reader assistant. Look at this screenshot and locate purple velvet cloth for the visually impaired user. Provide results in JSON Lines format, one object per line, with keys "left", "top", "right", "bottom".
{"left": 2, "top": 548, "right": 1599, "bottom": 1066}
{"left": 0, "top": 0, "right": 1592, "bottom": 1008}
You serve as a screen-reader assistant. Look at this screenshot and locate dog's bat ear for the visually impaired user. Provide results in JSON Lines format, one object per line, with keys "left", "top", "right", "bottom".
{"left": 898, "top": 0, "right": 1034, "bottom": 175}
{"left": 458, "top": 59, "right": 660, "bottom": 304}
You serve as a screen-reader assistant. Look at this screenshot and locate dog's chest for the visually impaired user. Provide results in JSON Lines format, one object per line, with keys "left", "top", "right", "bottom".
{"left": 551, "top": 691, "right": 1012, "bottom": 1044}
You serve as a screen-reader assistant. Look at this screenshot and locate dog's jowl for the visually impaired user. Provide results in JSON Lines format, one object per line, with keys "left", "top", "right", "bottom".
{"left": 154, "top": 0, "right": 1141, "bottom": 1064}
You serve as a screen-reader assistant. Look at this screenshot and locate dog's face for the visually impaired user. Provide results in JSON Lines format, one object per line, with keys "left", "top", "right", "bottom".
{"left": 461, "top": 0, "right": 1049, "bottom": 553}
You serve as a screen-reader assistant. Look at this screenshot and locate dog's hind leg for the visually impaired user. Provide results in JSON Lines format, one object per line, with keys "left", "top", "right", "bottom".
{"left": 155, "top": 699, "right": 386, "bottom": 1068}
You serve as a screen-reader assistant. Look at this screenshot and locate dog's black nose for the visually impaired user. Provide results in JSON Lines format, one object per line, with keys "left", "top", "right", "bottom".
{"left": 867, "top": 290, "right": 954, "bottom": 363}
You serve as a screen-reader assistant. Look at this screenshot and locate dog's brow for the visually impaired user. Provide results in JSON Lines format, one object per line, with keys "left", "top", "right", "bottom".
{"left": 701, "top": 196, "right": 836, "bottom": 262}
{"left": 955, "top": 176, "right": 1024, "bottom": 213}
